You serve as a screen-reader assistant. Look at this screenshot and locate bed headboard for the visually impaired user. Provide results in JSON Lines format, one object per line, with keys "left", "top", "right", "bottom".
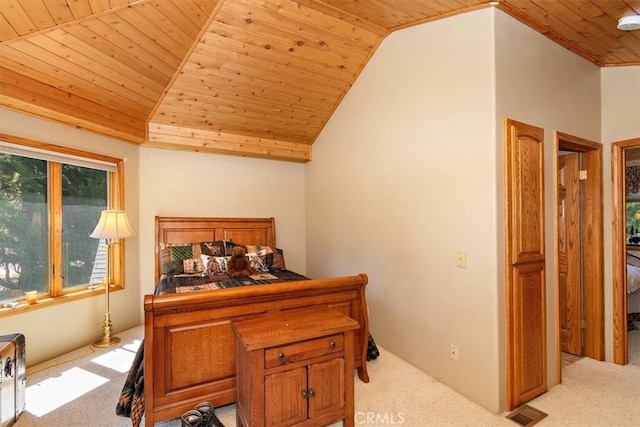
{"left": 155, "top": 216, "right": 276, "bottom": 282}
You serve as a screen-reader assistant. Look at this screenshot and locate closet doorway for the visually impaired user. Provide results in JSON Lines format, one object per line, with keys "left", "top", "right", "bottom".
{"left": 612, "top": 137, "right": 640, "bottom": 365}
{"left": 554, "top": 132, "right": 604, "bottom": 383}
{"left": 557, "top": 151, "right": 581, "bottom": 357}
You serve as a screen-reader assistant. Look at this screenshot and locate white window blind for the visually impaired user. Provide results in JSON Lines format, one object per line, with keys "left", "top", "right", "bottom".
{"left": 0, "top": 140, "right": 118, "bottom": 172}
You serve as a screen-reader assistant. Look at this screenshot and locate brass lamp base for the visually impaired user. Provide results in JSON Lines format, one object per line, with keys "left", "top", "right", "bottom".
{"left": 92, "top": 310, "right": 121, "bottom": 348}
{"left": 92, "top": 336, "right": 121, "bottom": 348}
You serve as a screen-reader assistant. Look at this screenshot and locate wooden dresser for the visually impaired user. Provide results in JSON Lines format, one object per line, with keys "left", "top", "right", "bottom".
{"left": 232, "top": 306, "right": 360, "bottom": 427}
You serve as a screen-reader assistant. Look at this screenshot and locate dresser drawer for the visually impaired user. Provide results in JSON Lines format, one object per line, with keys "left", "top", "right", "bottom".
{"left": 265, "top": 334, "right": 344, "bottom": 368}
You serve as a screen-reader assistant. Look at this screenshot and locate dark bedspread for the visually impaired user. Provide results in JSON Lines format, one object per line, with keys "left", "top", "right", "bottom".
{"left": 155, "top": 269, "right": 310, "bottom": 293}
{"left": 116, "top": 270, "right": 379, "bottom": 426}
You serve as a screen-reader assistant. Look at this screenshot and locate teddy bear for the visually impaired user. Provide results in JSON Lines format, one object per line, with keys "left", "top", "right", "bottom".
{"left": 226, "top": 246, "right": 252, "bottom": 278}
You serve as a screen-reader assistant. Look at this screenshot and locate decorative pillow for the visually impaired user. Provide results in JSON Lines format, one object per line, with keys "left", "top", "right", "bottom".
{"left": 224, "top": 241, "right": 237, "bottom": 256}
{"left": 245, "top": 245, "right": 274, "bottom": 255}
{"left": 246, "top": 252, "right": 268, "bottom": 272}
{"left": 183, "top": 258, "right": 204, "bottom": 274}
{"left": 172, "top": 245, "right": 193, "bottom": 259}
{"left": 272, "top": 248, "right": 286, "bottom": 270}
{"left": 200, "top": 240, "right": 228, "bottom": 257}
{"left": 201, "top": 254, "right": 230, "bottom": 275}
{"left": 204, "top": 258, "right": 222, "bottom": 276}
{"left": 241, "top": 245, "right": 275, "bottom": 270}
{"left": 162, "top": 260, "right": 183, "bottom": 275}
{"left": 161, "top": 243, "right": 202, "bottom": 262}
{"left": 162, "top": 245, "right": 189, "bottom": 261}
{"left": 161, "top": 241, "right": 234, "bottom": 274}
{"left": 161, "top": 245, "right": 194, "bottom": 275}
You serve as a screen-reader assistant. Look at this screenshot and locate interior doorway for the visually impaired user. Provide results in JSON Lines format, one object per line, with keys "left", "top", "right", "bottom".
{"left": 557, "top": 151, "right": 582, "bottom": 357}
{"left": 612, "top": 137, "right": 640, "bottom": 365}
{"left": 554, "top": 132, "right": 604, "bottom": 383}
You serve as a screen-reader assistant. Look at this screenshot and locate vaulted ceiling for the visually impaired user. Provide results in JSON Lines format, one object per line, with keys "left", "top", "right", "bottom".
{"left": 1, "top": 0, "right": 639, "bottom": 162}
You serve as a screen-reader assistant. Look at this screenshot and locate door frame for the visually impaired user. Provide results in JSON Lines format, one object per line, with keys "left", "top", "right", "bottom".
{"left": 554, "top": 132, "right": 604, "bottom": 383}
{"left": 612, "top": 137, "right": 640, "bottom": 365}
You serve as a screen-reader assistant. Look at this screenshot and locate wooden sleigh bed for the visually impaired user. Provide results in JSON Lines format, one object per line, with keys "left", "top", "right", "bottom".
{"left": 141, "top": 216, "right": 372, "bottom": 426}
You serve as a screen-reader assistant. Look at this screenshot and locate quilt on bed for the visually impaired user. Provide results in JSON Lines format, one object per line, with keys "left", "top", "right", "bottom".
{"left": 627, "top": 252, "right": 640, "bottom": 294}
{"left": 155, "top": 269, "right": 309, "bottom": 294}
{"left": 626, "top": 252, "right": 640, "bottom": 328}
{"left": 115, "top": 270, "right": 379, "bottom": 426}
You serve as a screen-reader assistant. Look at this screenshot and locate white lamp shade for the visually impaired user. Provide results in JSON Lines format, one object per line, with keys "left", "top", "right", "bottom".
{"left": 90, "top": 210, "right": 134, "bottom": 240}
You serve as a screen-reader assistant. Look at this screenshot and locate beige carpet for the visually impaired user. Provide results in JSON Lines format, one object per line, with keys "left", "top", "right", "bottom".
{"left": 629, "top": 320, "right": 640, "bottom": 366}
{"left": 527, "top": 357, "right": 640, "bottom": 426}
{"left": 12, "top": 325, "right": 640, "bottom": 426}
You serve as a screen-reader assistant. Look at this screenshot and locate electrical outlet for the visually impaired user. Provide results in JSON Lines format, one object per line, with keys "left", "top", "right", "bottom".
{"left": 455, "top": 251, "right": 466, "bottom": 268}
{"left": 450, "top": 344, "right": 459, "bottom": 361}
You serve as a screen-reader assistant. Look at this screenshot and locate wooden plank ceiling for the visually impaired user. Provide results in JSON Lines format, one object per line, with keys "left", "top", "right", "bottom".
{"left": 1, "top": 0, "right": 639, "bottom": 162}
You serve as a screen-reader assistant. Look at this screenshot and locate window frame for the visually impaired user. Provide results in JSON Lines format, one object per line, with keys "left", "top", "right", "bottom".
{"left": 0, "top": 133, "right": 127, "bottom": 314}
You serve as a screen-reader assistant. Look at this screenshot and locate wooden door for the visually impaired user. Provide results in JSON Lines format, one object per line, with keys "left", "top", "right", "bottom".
{"left": 307, "top": 358, "right": 345, "bottom": 419}
{"left": 555, "top": 132, "right": 604, "bottom": 374}
{"left": 505, "top": 119, "right": 547, "bottom": 410}
{"left": 558, "top": 153, "right": 582, "bottom": 355}
{"left": 265, "top": 367, "right": 307, "bottom": 426}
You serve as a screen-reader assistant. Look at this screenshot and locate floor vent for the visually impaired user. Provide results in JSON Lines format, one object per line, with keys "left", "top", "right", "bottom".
{"left": 506, "top": 404, "right": 548, "bottom": 426}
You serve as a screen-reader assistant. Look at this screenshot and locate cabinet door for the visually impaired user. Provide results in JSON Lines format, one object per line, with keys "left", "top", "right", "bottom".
{"left": 307, "top": 358, "right": 345, "bottom": 419}
{"left": 265, "top": 367, "right": 307, "bottom": 426}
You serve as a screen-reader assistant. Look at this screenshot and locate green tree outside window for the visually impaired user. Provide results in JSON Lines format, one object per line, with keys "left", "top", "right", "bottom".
{"left": 0, "top": 138, "right": 121, "bottom": 306}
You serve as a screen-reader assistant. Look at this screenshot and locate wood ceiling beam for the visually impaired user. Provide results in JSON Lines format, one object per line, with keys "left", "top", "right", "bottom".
{"left": 146, "top": 122, "right": 311, "bottom": 162}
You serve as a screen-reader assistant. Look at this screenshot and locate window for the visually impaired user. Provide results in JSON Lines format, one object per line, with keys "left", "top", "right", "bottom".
{"left": 0, "top": 134, "right": 125, "bottom": 308}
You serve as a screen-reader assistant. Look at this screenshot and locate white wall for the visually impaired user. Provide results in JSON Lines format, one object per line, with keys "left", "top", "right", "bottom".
{"left": 0, "top": 107, "right": 141, "bottom": 365}
{"left": 601, "top": 66, "right": 640, "bottom": 143}
{"left": 136, "top": 147, "right": 307, "bottom": 301}
{"left": 308, "top": 6, "right": 605, "bottom": 414}
{"left": 307, "top": 9, "right": 501, "bottom": 413}
{"left": 601, "top": 66, "right": 640, "bottom": 361}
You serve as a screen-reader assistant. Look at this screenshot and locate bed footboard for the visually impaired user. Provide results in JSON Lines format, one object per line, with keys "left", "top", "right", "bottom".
{"left": 143, "top": 274, "right": 369, "bottom": 426}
